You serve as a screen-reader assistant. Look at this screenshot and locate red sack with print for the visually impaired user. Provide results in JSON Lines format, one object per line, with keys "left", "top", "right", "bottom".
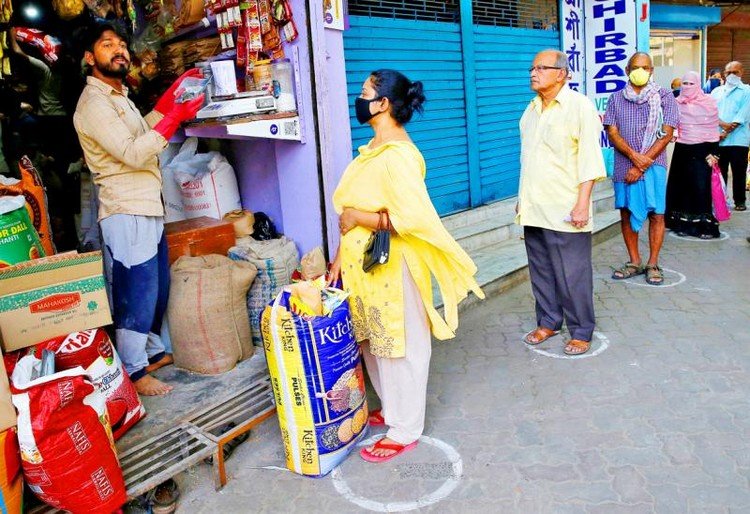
{"left": 10, "top": 357, "right": 127, "bottom": 514}
{"left": 35, "top": 329, "right": 146, "bottom": 440}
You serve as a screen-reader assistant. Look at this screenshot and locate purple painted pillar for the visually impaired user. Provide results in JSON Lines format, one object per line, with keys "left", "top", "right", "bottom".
{"left": 228, "top": 140, "right": 283, "bottom": 228}
{"left": 308, "top": 2, "right": 354, "bottom": 255}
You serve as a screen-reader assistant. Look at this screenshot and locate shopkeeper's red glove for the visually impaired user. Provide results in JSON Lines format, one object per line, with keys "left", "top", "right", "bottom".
{"left": 154, "top": 68, "right": 203, "bottom": 115}
{"left": 154, "top": 94, "right": 205, "bottom": 140}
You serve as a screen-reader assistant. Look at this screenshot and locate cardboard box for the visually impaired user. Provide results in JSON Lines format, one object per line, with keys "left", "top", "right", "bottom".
{"left": 0, "top": 252, "right": 112, "bottom": 351}
{"left": 0, "top": 356, "right": 15, "bottom": 431}
{"left": 165, "top": 216, "right": 236, "bottom": 265}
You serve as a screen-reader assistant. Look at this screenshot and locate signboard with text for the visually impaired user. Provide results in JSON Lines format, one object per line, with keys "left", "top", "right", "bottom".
{"left": 561, "top": 0, "right": 640, "bottom": 149}
{"left": 561, "top": 0, "right": 585, "bottom": 93}
{"left": 584, "top": 0, "right": 638, "bottom": 115}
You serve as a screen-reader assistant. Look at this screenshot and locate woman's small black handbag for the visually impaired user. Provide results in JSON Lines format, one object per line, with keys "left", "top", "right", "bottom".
{"left": 362, "top": 211, "right": 391, "bottom": 273}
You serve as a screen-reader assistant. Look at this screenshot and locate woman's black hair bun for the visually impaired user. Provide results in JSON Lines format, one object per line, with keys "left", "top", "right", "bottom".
{"left": 370, "top": 69, "right": 426, "bottom": 125}
{"left": 407, "top": 80, "right": 425, "bottom": 115}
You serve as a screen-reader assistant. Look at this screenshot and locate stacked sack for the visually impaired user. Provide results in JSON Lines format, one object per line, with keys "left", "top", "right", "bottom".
{"left": 33, "top": 329, "right": 146, "bottom": 440}
{"left": 0, "top": 156, "right": 56, "bottom": 257}
{"left": 168, "top": 254, "right": 256, "bottom": 374}
{"left": 228, "top": 236, "right": 299, "bottom": 346}
{"left": 10, "top": 356, "right": 127, "bottom": 513}
{"left": 261, "top": 279, "right": 368, "bottom": 477}
{"left": 161, "top": 138, "right": 241, "bottom": 222}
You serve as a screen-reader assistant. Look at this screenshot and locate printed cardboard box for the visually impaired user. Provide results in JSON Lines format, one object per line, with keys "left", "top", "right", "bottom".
{"left": 0, "top": 355, "right": 15, "bottom": 431}
{"left": 0, "top": 252, "right": 112, "bottom": 351}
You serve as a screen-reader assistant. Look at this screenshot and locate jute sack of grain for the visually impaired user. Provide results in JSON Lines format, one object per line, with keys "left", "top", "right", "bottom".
{"left": 228, "top": 236, "right": 299, "bottom": 346}
{"left": 167, "top": 255, "right": 257, "bottom": 374}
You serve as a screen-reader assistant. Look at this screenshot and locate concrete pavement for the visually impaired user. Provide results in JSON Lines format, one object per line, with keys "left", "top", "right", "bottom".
{"left": 175, "top": 210, "right": 750, "bottom": 513}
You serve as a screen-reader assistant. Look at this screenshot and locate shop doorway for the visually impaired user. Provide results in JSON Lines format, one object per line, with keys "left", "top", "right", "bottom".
{"left": 650, "top": 30, "right": 703, "bottom": 90}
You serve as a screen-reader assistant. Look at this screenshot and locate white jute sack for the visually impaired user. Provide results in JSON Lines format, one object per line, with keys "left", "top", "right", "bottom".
{"left": 164, "top": 138, "right": 241, "bottom": 220}
{"left": 160, "top": 143, "right": 186, "bottom": 223}
{"left": 167, "top": 254, "right": 257, "bottom": 374}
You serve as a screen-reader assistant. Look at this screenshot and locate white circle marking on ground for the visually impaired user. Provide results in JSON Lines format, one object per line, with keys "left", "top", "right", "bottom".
{"left": 613, "top": 267, "right": 687, "bottom": 288}
{"left": 668, "top": 231, "right": 730, "bottom": 242}
{"left": 526, "top": 330, "right": 610, "bottom": 360}
{"left": 330, "top": 435, "right": 463, "bottom": 512}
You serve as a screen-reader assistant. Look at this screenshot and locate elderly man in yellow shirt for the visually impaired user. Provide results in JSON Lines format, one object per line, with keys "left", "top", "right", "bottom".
{"left": 517, "top": 49, "right": 606, "bottom": 356}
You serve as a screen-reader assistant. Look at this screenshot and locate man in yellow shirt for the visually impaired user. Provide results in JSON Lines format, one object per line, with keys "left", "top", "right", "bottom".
{"left": 516, "top": 49, "right": 606, "bottom": 356}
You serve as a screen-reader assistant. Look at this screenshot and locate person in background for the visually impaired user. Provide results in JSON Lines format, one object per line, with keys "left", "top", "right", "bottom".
{"left": 711, "top": 60, "right": 750, "bottom": 211}
{"left": 665, "top": 71, "right": 721, "bottom": 239}
{"left": 703, "top": 68, "right": 723, "bottom": 94}
{"left": 73, "top": 23, "right": 203, "bottom": 396}
{"left": 10, "top": 28, "right": 80, "bottom": 250}
{"left": 330, "top": 69, "right": 483, "bottom": 463}
{"left": 604, "top": 52, "right": 679, "bottom": 286}
{"left": 517, "top": 49, "right": 606, "bottom": 356}
{"left": 671, "top": 77, "right": 682, "bottom": 98}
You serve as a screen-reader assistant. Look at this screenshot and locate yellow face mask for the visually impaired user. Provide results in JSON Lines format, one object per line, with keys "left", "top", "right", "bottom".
{"left": 628, "top": 67, "right": 651, "bottom": 87}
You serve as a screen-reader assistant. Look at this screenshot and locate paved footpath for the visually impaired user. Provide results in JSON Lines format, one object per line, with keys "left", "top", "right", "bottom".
{"left": 177, "top": 211, "right": 750, "bottom": 514}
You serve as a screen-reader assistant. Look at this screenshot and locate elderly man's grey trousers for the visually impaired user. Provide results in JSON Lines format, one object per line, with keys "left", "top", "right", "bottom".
{"left": 523, "top": 226, "right": 596, "bottom": 342}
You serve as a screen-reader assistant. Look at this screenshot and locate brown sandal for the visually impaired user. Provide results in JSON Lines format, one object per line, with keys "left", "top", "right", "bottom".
{"left": 523, "top": 327, "right": 559, "bottom": 346}
{"left": 644, "top": 265, "right": 664, "bottom": 285}
{"left": 564, "top": 339, "right": 591, "bottom": 356}
{"left": 611, "top": 262, "right": 644, "bottom": 280}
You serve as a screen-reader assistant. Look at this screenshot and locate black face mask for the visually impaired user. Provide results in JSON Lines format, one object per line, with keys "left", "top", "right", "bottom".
{"left": 355, "top": 96, "right": 381, "bottom": 125}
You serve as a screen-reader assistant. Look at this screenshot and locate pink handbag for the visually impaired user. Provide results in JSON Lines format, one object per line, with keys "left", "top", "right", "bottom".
{"left": 711, "top": 162, "right": 731, "bottom": 222}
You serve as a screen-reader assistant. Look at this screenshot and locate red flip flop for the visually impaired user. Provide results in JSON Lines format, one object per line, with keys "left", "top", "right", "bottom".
{"left": 368, "top": 409, "right": 385, "bottom": 426}
{"left": 360, "top": 438, "right": 418, "bottom": 463}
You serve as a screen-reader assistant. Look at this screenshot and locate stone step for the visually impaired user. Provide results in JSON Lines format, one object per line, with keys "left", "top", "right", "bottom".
{"left": 434, "top": 208, "right": 622, "bottom": 311}
{"left": 445, "top": 181, "right": 615, "bottom": 254}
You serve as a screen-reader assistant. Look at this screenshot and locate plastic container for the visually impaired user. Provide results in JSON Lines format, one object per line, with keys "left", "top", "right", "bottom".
{"left": 272, "top": 58, "right": 296, "bottom": 112}
{"left": 253, "top": 59, "right": 273, "bottom": 93}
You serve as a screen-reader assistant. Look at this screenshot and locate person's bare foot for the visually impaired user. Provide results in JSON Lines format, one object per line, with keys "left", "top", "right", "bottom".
{"left": 134, "top": 374, "right": 173, "bottom": 396}
{"left": 145, "top": 354, "right": 174, "bottom": 373}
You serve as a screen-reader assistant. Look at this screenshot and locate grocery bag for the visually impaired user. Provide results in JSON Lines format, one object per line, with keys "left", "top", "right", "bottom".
{"left": 164, "top": 138, "right": 241, "bottom": 220}
{"left": 711, "top": 162, "right": 731, "bottom": 222}
{"left": 34, "top": 329, "right": 146, "bottom": 440}
{"left": 261, "top": 289, "right": 368, "bottom": 477}
{"left": 10, "top": 356, "right": 126, "bottom": 514}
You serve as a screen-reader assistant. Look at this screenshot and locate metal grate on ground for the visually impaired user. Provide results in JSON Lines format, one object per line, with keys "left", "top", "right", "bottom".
{"left": 472, "top": 0, "right": 558, "bottom": 29}
{"left": 348, "top": 0, "right": 460, "bottom": 22}
{"left": 26, "top": 367, "right": 276, "bottom": 512}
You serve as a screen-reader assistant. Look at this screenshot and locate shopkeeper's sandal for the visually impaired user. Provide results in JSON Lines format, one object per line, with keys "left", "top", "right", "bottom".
{"left": 564, "top": 339, "right": 591, "bottom": 356}
{"left": 523, "top": 327, "right": 559, "bottom": 346}
{"left": 645, "top": 265, "right": 664, "bottom": 286}
{"left": 360, "top": 438, "right": 418, "bottom": 464}
{"left": 611, "top": 262, "right": 644, "bottom": 280}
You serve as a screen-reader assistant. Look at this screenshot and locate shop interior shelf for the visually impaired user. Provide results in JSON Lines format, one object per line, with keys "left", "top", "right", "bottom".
{"left": 161, "top": 17, "right": 216, "bottom": 44}
{"left": 183, "top": 111, "right": 303, "bottom": 142}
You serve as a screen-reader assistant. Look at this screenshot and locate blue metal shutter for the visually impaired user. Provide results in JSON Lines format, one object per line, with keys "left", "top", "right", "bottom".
{"left": 473, "top": 26, "right": 560, "bottom": 203}
{"left": 344, "top": 16, "right": 472, "bottom": 215}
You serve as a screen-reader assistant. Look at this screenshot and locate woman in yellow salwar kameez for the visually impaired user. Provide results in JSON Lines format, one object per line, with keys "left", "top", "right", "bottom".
{"left": 331, "top": 70, "right": 484, "bottom": 463}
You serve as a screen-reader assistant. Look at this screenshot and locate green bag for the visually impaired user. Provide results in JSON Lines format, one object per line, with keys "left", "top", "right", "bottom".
{"left": 0, "top": 195, "right": 45, "bottom": 267}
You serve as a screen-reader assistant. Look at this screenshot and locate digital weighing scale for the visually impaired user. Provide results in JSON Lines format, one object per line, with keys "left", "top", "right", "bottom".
{"left": 196, "top": 92, "right": 277, "bottom": 119}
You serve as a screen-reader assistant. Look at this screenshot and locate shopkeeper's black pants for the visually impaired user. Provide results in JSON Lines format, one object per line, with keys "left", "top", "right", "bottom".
{"left": 718, "top": 145, "right": 748, "bottom": 207}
